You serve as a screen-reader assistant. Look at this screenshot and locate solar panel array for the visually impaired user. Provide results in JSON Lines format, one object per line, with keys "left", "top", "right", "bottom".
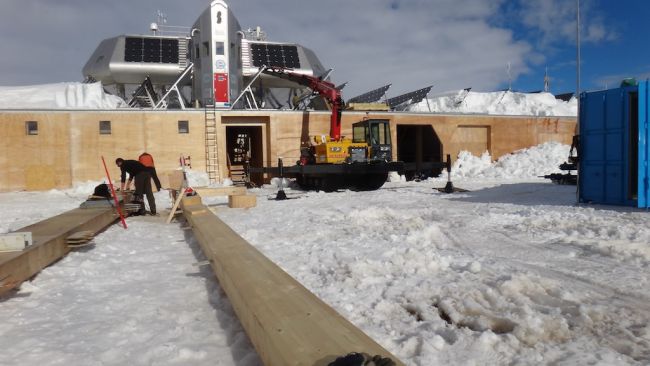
{"left": 386, "top": 86, "right": 433, "bottom": 108}
{"left": 250, "top": 43, "right": 300, "bottom": 69}
{"left": 124, "top": 37, "right": 179, "bottom": 64}
{"left": 348, "top": 84, "right": 392, "bottom": 103}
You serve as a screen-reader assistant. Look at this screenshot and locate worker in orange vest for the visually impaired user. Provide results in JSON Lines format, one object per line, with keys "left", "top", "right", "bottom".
{"left": 138, "top": 152, "right": 162, "bottom": 192}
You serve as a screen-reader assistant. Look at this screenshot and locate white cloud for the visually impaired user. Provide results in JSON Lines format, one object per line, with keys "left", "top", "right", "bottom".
{"left": 514, "top": 0, "right": 617, "bottom": 46}
{"left": 0, "top": 0, "right": 538, "bottom": 95}
{"left": 230, "top": 0, "right": 530, "bottom": 95}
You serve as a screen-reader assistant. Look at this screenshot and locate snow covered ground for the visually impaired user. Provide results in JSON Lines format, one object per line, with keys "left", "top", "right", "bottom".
{"left": 1, "top": 144, "right": 649, "bottom": 365}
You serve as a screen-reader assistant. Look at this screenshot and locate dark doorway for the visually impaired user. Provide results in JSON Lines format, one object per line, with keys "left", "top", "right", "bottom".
{"left": 397, "top": 125, "right": 443, "bottom": 180}
{"left": 226, "top": 126, "right": 263, "bottom": 187}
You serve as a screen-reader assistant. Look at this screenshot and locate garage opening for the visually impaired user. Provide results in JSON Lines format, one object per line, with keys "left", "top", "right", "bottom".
{"left": 226, "top": 126, "right": 263, "bottom": 187}
{"left": 397, "top": 125, "right": 443, "bottom": 180}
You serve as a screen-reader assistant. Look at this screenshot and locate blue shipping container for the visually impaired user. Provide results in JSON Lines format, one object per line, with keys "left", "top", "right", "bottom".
{"left": 579, "top": 80, "right": 649, "bottom": 208}
{"left": 639, "top": 80, "right": 649, "bottom": 207}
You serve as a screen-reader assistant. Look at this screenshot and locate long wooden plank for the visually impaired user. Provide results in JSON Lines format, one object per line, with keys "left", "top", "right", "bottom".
{"left": 181, "top": 196, "right": 404, "bottom": 366}
{"left": 193, "top": 186, "right": 247, "bottom": 197}
{"left": 0, "top": 207, "right": 118, "bottom": 296}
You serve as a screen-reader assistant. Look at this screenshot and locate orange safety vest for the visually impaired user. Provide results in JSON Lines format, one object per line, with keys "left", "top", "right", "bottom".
{"left": 139, "top": 153, "right": 155, "bottom": 167}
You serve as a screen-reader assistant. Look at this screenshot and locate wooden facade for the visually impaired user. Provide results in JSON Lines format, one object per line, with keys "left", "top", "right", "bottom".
{"left": 0, "top": 109, "right": 576, "bottom": 192}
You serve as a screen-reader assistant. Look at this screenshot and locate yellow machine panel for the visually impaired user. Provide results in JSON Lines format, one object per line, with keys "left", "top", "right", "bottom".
{"left": 314, "top": 139, "right": 367, "bottom": 164}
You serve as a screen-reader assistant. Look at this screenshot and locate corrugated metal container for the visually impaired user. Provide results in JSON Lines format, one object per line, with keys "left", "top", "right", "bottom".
{"left": 579, "top": 80, "right": 649, "bottom": 207}
{"left": 639, "top": 80, "right": 649, "bottom": 207}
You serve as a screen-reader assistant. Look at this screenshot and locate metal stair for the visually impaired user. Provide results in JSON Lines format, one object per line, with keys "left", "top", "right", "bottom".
{"left": 204, "top": 105, "right": 219, "bottom": 184}
{"left": 128, "top": 77, "right": 159, "bottom": 108}
{"left": 228, "top": 164, "right": 248, "bottom": 186}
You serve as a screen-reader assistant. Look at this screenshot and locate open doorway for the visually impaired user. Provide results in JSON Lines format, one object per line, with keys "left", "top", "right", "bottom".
{"left": 397, "top": 125, "right": 443, "bottom": 180}
{"left": 226, "top": 126, "right": 263, "bottom": 187}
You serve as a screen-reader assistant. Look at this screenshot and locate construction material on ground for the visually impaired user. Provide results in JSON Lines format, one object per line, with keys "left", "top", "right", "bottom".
{"left": 190, "top": 186, "right": 257, "bottom": 209}
{"left": 180, "top": 195, "right": 404, "bottom": 366}
{"left": 0, "top": 207, "right": 118, "bottom": 296}
{"left": 167, "top": 171, "right": 184, "bottom": 190}
{"left": 66, "top": 231, "right": 95, "bottom": 247}
{"left": 193, "top": 186, "right": 247, "bottom": 197}
{"left": 227, "top": 194, "right": 257, "bottom": 209}
{"left": 123, "top": 203, "right": 143, "bottom": 213}
{"left": 166, "top": 157, "right": 192, "bottom": 224}
{"left": 0, "top": 233, "right": 32, "bottom": 253}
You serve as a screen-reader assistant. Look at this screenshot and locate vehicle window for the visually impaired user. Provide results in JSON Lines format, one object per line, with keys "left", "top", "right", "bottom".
{"left": 353, "top": 125, "right": 366, "bottom": 143}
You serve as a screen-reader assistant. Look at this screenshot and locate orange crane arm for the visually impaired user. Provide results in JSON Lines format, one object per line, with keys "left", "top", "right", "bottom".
{"left": 262, "top": 67, "right": 344, "bottom": 140}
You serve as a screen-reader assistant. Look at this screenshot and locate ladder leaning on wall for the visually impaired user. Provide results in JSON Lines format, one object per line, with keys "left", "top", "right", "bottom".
{"left": 204, "top": 104, "right": 219, "bottom": 184}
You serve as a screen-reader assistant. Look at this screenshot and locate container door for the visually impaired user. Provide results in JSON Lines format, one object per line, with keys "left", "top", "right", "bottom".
{"left": 579, "top": 88, "right": 630, "bottom": 205}
{"left": 638, "top": 80, "right": 650, "bottom": 208}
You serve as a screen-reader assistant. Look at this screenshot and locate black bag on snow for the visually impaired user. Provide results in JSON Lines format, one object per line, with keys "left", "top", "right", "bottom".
{"left": 93, "top": 183, "right": 111, "bottom": 199}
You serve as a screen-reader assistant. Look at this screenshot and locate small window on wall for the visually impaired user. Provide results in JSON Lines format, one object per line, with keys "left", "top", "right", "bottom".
{"left": 25, "top": 121, "right": 38, "bottom": 135}
{"left": 99, "top": 120, "right": 111, "bottom": 135}
{"left": 215, "top": 41, "right": 224, "bottom": 55}
{"left": 178, "top": 120, "right": 189, "bottom": 134}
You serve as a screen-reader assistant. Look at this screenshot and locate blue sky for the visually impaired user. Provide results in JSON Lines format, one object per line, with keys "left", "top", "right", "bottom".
{"left": 499, "top": 0, "right": 650, "bottom": 94}
{"left": 0, "top": 0, "right": 647, "bottom": 98}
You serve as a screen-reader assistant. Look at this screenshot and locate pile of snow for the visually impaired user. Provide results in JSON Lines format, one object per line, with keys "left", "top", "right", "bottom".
{"left": 448, "top": 141, "right": 570, "bottom": 179}
{"left": 184, "top": 169, "right": 234, "bottom": 188}
{"left": 184, "top": 169, "right": 211, "bottom": 188}
{"left": 407, "top": 90, "right": 577, "bottom": 116}
{"left": 0, "top": 82, "right": 127, "bottom": 109}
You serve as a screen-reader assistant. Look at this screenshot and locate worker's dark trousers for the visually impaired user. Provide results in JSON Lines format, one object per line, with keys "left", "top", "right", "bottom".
{"left": 146, "top": 166, "right": 162, "bottom": 191}
{"left": 134, "top": 171, "right": 156, "bottom": 214}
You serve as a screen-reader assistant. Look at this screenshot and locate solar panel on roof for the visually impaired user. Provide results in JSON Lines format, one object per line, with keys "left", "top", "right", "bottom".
{"left": 250, "top": 43, "right": 301, "bottom": 69}
{"left": 348, "top": 84, "right": 392, "bottom": 104}
{"left": 386, "top": 86, "right": 433, "bottom": 108}
{"left": 124, "top": 37, "right": 179, "bottom": 64}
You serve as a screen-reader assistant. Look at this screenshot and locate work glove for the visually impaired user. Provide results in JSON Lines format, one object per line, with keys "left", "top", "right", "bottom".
{"left": 328, "top": 352, "right": 396, "bottom": 366}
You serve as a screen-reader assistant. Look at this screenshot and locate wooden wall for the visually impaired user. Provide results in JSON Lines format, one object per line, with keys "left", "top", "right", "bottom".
{"left": 0, "top": 110, "right": 576, "bottom": 192}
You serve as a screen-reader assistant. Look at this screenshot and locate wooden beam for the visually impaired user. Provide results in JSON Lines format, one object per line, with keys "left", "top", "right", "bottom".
{"left": 0, "top": 207, "right": 118, "bottom": 296}
{"left": 193, "top": 186, "right": 247, "bottom": 197}
{"left": 181, "top": 196, "right": 404, "bottom": 366}
{"left": 228, "top": 194, "right": 257, "bottom": 209}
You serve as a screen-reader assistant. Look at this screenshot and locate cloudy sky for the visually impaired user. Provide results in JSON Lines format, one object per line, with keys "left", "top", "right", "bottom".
{"left": 0, "top": 0, "right": 647, "bottom": 98}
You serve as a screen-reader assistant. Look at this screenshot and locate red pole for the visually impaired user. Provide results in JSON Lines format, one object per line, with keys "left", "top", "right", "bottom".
{"left": 101, "top": 156, "right": 127, "bottom": 229}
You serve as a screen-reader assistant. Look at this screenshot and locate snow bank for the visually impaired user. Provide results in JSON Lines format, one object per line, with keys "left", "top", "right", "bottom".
{"left": 408, "top": 90, "right": 577, "bottom": 116}
{"left": 449, "top": 141, "right": 570, "bottom": 179}
{"left": 0, "top": 82, "right": 127, "bottom": 109}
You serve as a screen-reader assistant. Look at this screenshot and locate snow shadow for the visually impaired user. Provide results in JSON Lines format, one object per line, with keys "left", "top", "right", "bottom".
{"left": 449, "top": 182, "right": 650, "bottom": 213}
{"left": 448, "top": 182, "right": 578, "bottom": 207}
{"left": 181, "top": 221, "right": 262, "bottom": 366}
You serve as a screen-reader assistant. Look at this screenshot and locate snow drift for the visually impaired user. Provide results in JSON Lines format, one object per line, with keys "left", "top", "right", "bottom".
{"left": 408, "top": 90, "right": 577, "bottom": 116}
{"left": 0, "top": 82, "right": 127, "bottom": 109}
{"left": 447, "top": 141, "right": 570, "bottom": 179}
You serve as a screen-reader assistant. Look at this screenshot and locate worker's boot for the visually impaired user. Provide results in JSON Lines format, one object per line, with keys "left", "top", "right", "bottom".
{"left": 131, "top": 195, "right": 146, "bottom": 216}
